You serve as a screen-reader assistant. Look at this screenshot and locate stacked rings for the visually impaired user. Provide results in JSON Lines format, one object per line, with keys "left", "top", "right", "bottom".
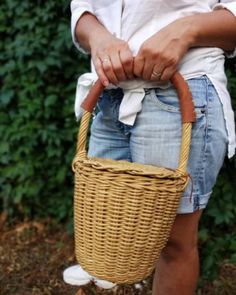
{"left": 151, "top": 70, "right": 162, "bottom": 80}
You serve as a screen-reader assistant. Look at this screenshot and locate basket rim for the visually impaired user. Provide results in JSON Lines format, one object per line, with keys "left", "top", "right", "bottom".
{"left": 75, "top": 156, "right": 188, "bottom": 179}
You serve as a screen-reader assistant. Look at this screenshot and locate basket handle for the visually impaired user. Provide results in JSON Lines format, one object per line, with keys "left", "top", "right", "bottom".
{"left": 73, "top": 72, "right": 196, "bottom": 173}
{"left": 81, "top": 72, "right": 196, "bottom": 124}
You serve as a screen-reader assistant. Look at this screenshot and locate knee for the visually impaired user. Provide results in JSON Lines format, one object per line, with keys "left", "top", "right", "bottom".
{"left": 161, "top": 234, "right": 198, "bottom": 263}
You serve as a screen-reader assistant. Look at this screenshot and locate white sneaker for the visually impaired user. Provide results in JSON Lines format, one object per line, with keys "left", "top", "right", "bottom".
{"left": 63, "top": 264, "right": 116, "bottom": 289}
{"left": 93, "top": 277, "right": 117, "bottom": 289}
{"left": 63, "top": 265, "right": 92, "bottom": 286}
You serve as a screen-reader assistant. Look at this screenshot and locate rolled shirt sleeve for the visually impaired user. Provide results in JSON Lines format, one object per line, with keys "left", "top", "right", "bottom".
{"left": 213, "top": 1, "right": 236, "bottom": 58}
{"left": 70, "top": 0, "right": 94, "bottom": 53}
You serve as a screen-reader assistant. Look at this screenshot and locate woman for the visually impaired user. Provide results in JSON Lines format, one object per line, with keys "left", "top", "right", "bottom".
{"left": 64, "top": 1, "right": 236, "bottom": 294}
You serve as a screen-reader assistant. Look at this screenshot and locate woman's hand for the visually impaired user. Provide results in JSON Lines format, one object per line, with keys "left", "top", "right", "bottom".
{"left": 75, "top": 12, "right": 134, "bottom": 86}
{"left": 76, "top": 9, "right": 236, "bottom": 84}
{"left": 90, "top": 32, "right": 134, "bottom": 86}
{"left": 133, "top": 18, "right": 195, "bottom": 82}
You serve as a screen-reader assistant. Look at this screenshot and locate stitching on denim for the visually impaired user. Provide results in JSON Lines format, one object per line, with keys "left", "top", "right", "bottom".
{"left": 196, "top": 77, "right": 210, "bottom": 193}
{"left": 150, "top": 86, "right": 207, "bottom": 117}
{"left": 150, "top": 89, "right": 180, "bottom": 113}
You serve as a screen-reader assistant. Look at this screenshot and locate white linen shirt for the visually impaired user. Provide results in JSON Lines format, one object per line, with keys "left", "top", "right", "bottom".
{"left": 71, "top": 0, "right": 236, "bottom": 158}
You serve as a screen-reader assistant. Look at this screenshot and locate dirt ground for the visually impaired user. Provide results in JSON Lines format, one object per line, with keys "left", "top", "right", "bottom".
{"left": 0, "top": 218, "right": 235, "bottom": 295}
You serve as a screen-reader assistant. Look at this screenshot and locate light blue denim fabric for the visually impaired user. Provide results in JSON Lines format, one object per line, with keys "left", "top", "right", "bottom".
{"left": 88, "top": 76, "right": 228, "bottom": 214}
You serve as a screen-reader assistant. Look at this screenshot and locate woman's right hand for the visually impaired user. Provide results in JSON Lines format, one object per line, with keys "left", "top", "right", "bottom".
{"left": 89, "top": 32, "right": 134, "bottom": 86}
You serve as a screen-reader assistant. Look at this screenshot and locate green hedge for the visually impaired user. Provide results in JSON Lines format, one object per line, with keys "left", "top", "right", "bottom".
{"left": 199, "top": 60, "right": 236, "bottom": 283}
{"left": 0, "top": 0, "right": 235, "bottom": 284}
{"left": 0, "top": 0, "right": 89, "bottom": 220}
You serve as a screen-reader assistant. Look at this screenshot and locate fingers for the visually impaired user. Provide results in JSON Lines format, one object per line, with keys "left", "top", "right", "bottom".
{"left": 133, "top": 55, "right": 165, "bottom": 81}
{"left": 153, "top": 55, "right": 178, "bottom": 81}
{"left": 92, "top": 56, "right": 110, "bottom": 87}
{"left": 149, "top": 61, "right": 165, "bottom": 81}
{"left": 160, "top": 65, "right": 177, "bottom": 81}
{"left": 92, "top": 37, "right": 180, "bottom": 85}
{"left": 150, "top": 61, "right": 165, "bottom": 81}
{"left": 95, "top": 51, "right": 177, "bottom": 85}
{"left": 134, "top": 52, "right": 179, "bottom": 82}
{"left": 100, "top": 55, "right": 119, "bottom": 85}
{"left": 133, "top": 56, "right": 145, "bottom": 78}
{"left": 133, "top": 31, "right": 183, "bottom": 82}
{"left": 119, "top": 49, "right": 134, "bottom": 79}
{"left": 142, "top": 63, "right": 155, "bottom": 81}
{"left": 100, "top": 49, "right": 134, "bottom": 84}
{"left": 92, "top": 38, "right": 134, "bottom": 86}
{"left": 108, "top": 52, "right": 127, "bottom": 82}
{"left": 94, "top": 51, "right": 134, "bottom": 86}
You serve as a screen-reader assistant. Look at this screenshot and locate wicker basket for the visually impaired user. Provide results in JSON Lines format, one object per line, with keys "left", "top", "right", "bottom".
{"left": 72, "top": 72, "right": 196, "bottom": 284}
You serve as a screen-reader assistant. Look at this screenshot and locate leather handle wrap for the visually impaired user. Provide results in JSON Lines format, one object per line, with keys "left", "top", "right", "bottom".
{"left": 170, "top": 72, "right": 196, "bottom": 123}
{"left": 81, "top": 79, "right": 105, "bottom": 113}
{"left": 81, "top": 72, "right": 196, "bottom": 124}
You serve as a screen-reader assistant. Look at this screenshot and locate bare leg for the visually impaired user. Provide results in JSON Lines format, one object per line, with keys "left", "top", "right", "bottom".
{"left": 152, "top": 210, "right": 203, "bottom": 295}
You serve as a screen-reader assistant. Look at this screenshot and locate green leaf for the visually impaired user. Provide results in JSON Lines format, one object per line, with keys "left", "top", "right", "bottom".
{"left": 0, "top": 90, "right": 14, "bottom": 105}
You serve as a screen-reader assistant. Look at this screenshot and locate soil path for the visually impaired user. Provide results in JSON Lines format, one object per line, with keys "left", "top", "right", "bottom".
{"left": 0, "top": 220, "right": 235, "bottom": 295}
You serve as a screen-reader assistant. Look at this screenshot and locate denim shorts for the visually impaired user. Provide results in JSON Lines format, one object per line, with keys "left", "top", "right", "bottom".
{"left": 88, "top": 76, "right": 228, "bottom": 214}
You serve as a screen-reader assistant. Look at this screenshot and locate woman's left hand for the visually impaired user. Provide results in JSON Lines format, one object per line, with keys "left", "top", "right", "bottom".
{"left": 133, "top": 17, "right": 195, "bottom": 81}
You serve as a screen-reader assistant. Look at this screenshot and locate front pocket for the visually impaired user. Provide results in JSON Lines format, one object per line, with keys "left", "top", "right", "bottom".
{"left": 150, "top": 77, "right": 208, "bottom": 118}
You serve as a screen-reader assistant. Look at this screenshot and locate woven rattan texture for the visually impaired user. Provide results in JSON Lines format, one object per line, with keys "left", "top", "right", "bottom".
{"left": 74, "top": 157, "right": 188, "bottom": 284}
{"left": 73, "top": 77, "right": 193, "bottom": 284}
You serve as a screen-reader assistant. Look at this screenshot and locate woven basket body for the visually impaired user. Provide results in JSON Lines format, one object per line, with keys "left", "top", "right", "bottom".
{"left": 73, "top": 73, "right": 196, "bottom": 284}
{"left": 74, "top": 157, "right": 188, "bottom": 283}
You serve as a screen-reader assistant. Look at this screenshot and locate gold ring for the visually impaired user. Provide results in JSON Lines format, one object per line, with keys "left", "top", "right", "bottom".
{"left": 102, "top": 57, "right": 110, "bottom": 64}
{"left": 151, "top": 70, "right": 162, "bottom": 79}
